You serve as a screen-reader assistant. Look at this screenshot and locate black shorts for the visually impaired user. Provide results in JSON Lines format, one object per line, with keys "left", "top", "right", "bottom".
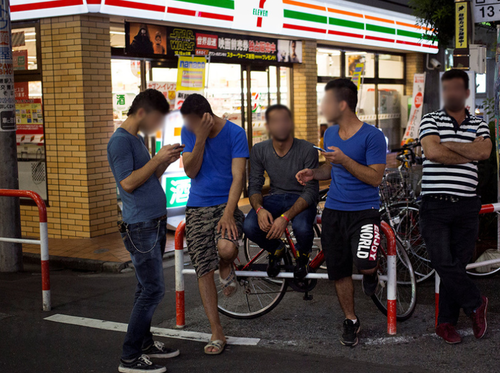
{"left": 321, "top": 208, "right": 381, "bottom": 280}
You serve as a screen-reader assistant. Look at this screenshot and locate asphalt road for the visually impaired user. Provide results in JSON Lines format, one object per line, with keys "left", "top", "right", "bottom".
{"left": 0, "top": 259, "right": 499, "bottom": 373}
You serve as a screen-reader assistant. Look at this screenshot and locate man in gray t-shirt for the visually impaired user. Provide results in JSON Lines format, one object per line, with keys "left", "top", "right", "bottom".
{"left": 243, "top": 104, "right": 319, "bottom": 280}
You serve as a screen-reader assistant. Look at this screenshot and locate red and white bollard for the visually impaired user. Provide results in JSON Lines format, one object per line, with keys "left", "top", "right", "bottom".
{"left": 174, "top": 221, "right": 186, "bottom": 328}
{"left": 381, "top": 221, "right": 397, "bottom": 335}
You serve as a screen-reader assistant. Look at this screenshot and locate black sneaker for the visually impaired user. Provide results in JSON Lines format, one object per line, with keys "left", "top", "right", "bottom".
{"left": 340, "top": 318, "right": 360, "bottom": 347}
{"left": 294, "top": 253, "right": 310, "bottom": 280}
{"left": 362, "top": 272, "right": 379, "bottom": 297}
{"left": 267, "top": 243, "right": 285, "bottom": 278}
{"left": 142, "top": 341, "right": 180, "bottom": 358}
{"left": 118, "top": 355, "right": 166, "bottom": 373}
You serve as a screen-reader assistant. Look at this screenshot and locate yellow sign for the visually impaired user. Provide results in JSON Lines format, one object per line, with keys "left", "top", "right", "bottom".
{"left": 351, "top": 63, "right": 365, "bottom": 89}
{"left": 176, "top": 57, "right": 206, "bottom": 91}
{"left": 455, "top": 2, "right": 468, "bottom": 49}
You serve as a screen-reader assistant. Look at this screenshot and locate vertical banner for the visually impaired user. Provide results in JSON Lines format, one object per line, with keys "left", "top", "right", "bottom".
{"left": 351, "top": 63, "right": 365, "bottom": 89}
{"left": 455, "top": 2, "right": 468, "bottom": 49}
{"left": 494, "top": 25, "right": 500, "bottom": 252}
{"left": 174, "top": 56, "right": 206, "bottom": 109}
{"left": 0, "top": 0, "right": 16, "bottom": 131}
{"left": 402, "top": 73, "right": 426, "bottom": 143}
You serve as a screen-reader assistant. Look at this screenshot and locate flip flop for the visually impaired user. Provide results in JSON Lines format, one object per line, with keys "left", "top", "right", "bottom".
{"left": 204, "top": 340, "right": 226, "bottom": 355}
{"left": 219, "top": 266, "right": 237, "bottom": 297}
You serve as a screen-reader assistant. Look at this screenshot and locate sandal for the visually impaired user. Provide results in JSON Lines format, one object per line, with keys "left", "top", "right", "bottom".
{"left": 219, "top": 266, "right": 237, "bottom": 297}
{"left": 204, "top": 340, "right": 226, "bottom": 355}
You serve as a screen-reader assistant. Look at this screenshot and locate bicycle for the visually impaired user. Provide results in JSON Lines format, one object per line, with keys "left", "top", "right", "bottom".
{"left": 379, "top": 141, "right": 435, "bottom": 283}
{"left": 216, "top": 216, "right": 417, "bottom": 321}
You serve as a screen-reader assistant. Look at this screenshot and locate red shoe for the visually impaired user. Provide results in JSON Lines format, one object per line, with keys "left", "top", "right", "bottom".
{"left": 471, "top": 296, "right": 488, "bottom": 339}
{"left": 436, "top": 323, "right": 462, "bottom": 344}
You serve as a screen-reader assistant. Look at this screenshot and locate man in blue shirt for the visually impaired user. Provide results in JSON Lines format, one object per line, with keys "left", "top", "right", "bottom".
{"left": 181, "top": 94, "right": 249, "bottom": 355}
{"left": 297, "top": 79, "right": 386, "bottom": 347}
{"left": 108, "top": 89, "right": 183, "bottom": 373}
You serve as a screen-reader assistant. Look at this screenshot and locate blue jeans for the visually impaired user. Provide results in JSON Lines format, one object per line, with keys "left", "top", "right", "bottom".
{"left": 243, "top": 194, "right": 317, "bottom": 255}
{"left": 120, "top": 218, "right": 167, "bottom": 360}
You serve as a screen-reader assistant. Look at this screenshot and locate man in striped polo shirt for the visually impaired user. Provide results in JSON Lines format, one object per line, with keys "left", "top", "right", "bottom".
{"left": 419, "top": 69, "right": 492, "bottom": 344}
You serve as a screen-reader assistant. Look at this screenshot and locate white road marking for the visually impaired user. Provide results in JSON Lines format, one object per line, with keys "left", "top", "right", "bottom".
{"left": 44, "top": 314, "right": 260, "bottom": 346}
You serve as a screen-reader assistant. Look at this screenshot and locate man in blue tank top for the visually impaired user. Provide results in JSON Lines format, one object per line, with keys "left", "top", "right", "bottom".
{"left": 297, "top": 79, "right": 386, "bottom": 347}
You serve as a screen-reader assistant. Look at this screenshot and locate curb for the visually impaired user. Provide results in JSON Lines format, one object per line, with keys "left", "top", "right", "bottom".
{"left": 22, "top": 249, "right": 182, "bottom": 273}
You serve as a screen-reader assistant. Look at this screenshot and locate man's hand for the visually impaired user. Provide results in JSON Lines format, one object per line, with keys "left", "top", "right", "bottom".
{"left": 155, "top": 143, "right": 183, "bottom": 164}
{"left": 257, "top": 208, "right": 274, "bottom": 232}
{"left": 194, "top": 113, "right": 215, "bottom": 142}
{"left": 266, "top": 216, "right": 288, "bottom": 240}
{"left": 322, "top": 146, "right": 348, "bottom": 165}
{"left": 217, "top": 212, "right": 238, "bottom": 240}
{"left": 296, "top": 168, "right": 314, "bottom": 186}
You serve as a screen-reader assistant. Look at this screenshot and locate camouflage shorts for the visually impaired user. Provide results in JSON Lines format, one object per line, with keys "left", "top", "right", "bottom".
{"left": 185, "top": 203, "right": 244, "bottom": 278}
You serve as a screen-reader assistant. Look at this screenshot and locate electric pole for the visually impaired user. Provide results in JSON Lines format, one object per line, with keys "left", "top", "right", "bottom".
{"left": 0, "top": 0, "right": 22, "bottom": 272}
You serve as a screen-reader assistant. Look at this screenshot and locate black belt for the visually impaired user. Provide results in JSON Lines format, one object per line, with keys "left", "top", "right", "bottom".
{"left": 156, "top": 214, "right": 167, "bottom": 222}
{"left": 424, "top": 194, "right": 476, "bottom": 203}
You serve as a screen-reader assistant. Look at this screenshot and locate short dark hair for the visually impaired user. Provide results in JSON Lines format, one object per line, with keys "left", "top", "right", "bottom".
{"left": 441, "top": 69, "right": 469, "bottom": 90}
{"left": 265, "top": 104, "right": 292, "bottom": 122}
{"left": 128, "top": 89, "right": 170, "bottom": 116}
{"left": 320, "top": 123, "right": 328, "bottom": 128}
{"left": 325, "top": 78, "right": 358, "bottom": 112}
{"left": 180, "top": 93, "right": 214, "bottom": 117}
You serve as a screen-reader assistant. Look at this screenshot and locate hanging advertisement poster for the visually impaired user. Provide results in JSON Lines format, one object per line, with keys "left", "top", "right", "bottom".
{"left": 13, "top": 50, "right": 27, "bottom": 70}
{"left": 126, "top": 22, "right": 168, "bottom": 56}
{"left": 351, "top": 63, "right": 365, "bottom": 89}
{"left": 174, "top": 56, "right": 206, "bottom": 109}
{"left": 15, "top": 98, "right": 44, "bottom": 145}
{"left": 402, "top": 73, "right": 426, "bottom": 143}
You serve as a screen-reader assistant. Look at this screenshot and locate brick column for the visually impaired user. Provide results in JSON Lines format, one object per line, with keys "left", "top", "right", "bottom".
{"left": 20, "top": 15, "right": 116, "bottom": 239}
{"left": 293, "top": 40, "right": 318, "bottom": 144}
{"left": 405, "top": 53, "right": 424, "bottom": 96}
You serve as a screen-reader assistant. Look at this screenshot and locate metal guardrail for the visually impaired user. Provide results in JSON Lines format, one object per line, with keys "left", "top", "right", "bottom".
{"left": 174, "top": 220, "right": 398, "bottom": 335}
{"left": 434, "top": 202, "right": 500, "bottom": 325}
{"left": 0, "top": 189, "right": 50, "bottom": 311}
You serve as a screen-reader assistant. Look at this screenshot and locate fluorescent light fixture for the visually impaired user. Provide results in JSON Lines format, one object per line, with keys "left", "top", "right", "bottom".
{"left": 110, "top": 31, "right": 126, "bottom": 35}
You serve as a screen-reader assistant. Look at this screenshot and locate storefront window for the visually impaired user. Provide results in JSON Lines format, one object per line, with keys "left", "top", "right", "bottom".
{"left": 112, "top": 59, "right": 142, "bottom": 130}
{"left": 205, "top": 64, "right": 244, "bottom": 127}
{"left": 379, "top": 55, "right": 404, "bottom": 79}
{"left": 317, "top": 49, "right": 341, "bottom": 77}
{"left": 12, "top": 26, "right": 37, "bottom": 70}
{"left": 110, "top": 23, "right": 126, "bottom": 48}
{"left": 378, "top": 84, "right": 404, "bottom": 149}
{"left": 345, "top": 52, "right": 375, "bottom": 78}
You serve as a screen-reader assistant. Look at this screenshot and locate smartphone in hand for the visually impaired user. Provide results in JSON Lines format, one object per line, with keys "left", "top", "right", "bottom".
{"left": 313, "top": 145, "right": 326, "bottom": 152}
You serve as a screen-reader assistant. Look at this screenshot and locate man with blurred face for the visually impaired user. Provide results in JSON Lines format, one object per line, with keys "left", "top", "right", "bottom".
{"left": 243, "top": 104, "right": 319, "bottom": 280}
{"left": 180, "top": 93, "right": 249, "bottom": 355}
{"left": 296, "top": 79, "right": 386, "bottom": 347}
{"left": 108, "top": 89, "right": 183, "bottom": 373}
{"left": 419, "top": 69, "right": 492, "bottom": 344}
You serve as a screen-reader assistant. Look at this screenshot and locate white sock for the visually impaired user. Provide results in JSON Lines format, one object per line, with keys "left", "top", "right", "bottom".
{"left": 350, "top": 318, "right": 357, "bottom": 324}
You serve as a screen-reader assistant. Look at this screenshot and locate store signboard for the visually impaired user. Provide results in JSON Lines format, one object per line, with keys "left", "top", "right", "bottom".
{"left": 10, "top": 0, "right": 88, "bottom": 21}
{"left": 11, "top": 1, "right": 437, "bottom": 53}
{"left": 402, "top": 73, "right": 426, "bottom": 143}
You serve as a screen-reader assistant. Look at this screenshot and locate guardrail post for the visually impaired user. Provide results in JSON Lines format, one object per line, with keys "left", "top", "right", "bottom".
{"left": 381, "top": 221, "right": 397, "bottom": 335}
{"left": 435, "top": 273, "right": 440, "bottom": 328}
{"left": 174, "top": 221, "right": 186, "bottom": 329}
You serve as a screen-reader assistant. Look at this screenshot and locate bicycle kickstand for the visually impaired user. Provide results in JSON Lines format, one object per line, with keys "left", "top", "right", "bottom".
{"left": 303, "top": 288, "right": 313, "bottom": 301}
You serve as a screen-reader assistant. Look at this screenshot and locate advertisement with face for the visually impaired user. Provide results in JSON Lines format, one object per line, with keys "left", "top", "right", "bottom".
{"left": 127, "top": 23, "right": 167, "bottom": 56}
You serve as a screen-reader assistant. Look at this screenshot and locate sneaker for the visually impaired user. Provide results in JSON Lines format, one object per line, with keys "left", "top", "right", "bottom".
{"left": 340, "top": 318, "right": 360, "bottom": 347}
{"left": 267, "top": 244, "right": 285, "bottom": 278}
{"left": 471, "top": 296, "right": 488, "bottom": 339}
{"left": 435, "top": 323, "right": 462, "bottom": 344}
{"left": 143, "top": 341, "right": 180, "bottom": 358}
{"left": 294, "top": 253, "right": 310, "bottom": 280}
{"left": 118, "top": 355, "right": 166, "bottom": 373}
{"left": 362, "top": 272, "right": 379, "bottom": 297}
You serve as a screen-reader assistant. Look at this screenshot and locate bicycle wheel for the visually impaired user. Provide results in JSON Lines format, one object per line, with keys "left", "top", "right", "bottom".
{"left": 382, "top": 202, "right": 434, "bottom": 283}
{"left": 371, "top": 235, "right": 417, "bottom": 322}
{"left": 218, "top": 240, "right": 289, "bottom": 319}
